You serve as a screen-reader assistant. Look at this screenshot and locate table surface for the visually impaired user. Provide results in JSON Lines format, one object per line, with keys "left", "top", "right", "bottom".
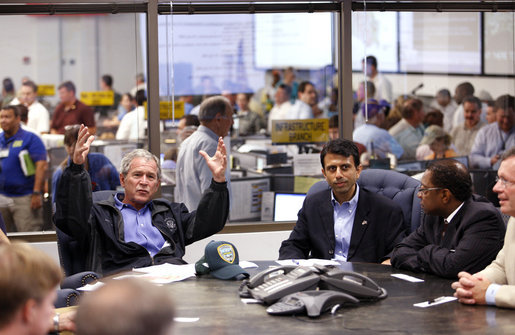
{"left": 167, "top": 261, "right": 514, "bottom": 335}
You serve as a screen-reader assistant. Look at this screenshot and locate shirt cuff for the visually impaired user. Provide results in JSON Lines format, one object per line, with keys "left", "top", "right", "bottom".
{"left": 485, "top": 283, "right": 501, "bottom": 305}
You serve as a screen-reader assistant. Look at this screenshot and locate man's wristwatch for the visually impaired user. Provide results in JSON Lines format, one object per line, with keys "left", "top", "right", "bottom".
{"left": 53, "top": 313, "right": 60, "bottom": 332}
{"left": 32, "top": 191, "right": 42, "bottom": 196}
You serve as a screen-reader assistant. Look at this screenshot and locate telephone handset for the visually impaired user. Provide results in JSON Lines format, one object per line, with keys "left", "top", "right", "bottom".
{"left": 243, "top": 265, "right": 320, "bottom": 304}
{"left": 247, "top": 265, "right": 297, "bottom": 288}
{"left": 267, "top": 290, "right": 359, "bottom": 317}
{"left": 318, "top": 268, "right": 387, "bottom": 300}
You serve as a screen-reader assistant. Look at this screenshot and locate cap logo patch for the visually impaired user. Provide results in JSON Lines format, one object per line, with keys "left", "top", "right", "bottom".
{"left": 217, "top": 244, "right": 235, "bottom": 264}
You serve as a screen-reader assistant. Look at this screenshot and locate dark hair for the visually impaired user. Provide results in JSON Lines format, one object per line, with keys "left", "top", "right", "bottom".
{"left": 63, "top": 124, "right": 81, "bottom": 147}
{"left": 364, "top": 55, "right": 378, "bottom": 68}
{"left": 462, "top": 95, "right": 482, "bottom": 110}
{"left": 182, "top": 114, "right": 200, "bottom": 127}
{"left": 58, "top": 81, "right": 76, "bottom": 94}
{"left": 2, "top": 78, "right": 14, "bottom": 93}
{"left": 277, "top": 83, "right": 292, "bottom": 97}
{"left": 436, "top": 89, "right": 451, "bottom": 99}
{"left": 135, "top": 89, "right": 147, "bottom": 106}
{"left": 360, "top": 81, "right": 376, "bottom": 98}
{"left": 17, "top": 104, "right": 28, "bottom": 123}
{"left": 426, "top": 159, "right": 472, "bottom": 202}
{"left": 494, "top": 94, "right": 515, "bottom": 113}
{"left": 456, "top": 82, "right": 475, "bottom": 96}
{"left": 423, "top": 109, "right": 443, "bottom": 127}
{"left": 401, "top": 98, "right": 423, "bottom": 119}
{"left": 329, "top": 115, "right": 338, "bottom": 129}
{"left": 320, "top": 139, "right": 359, "bottom": 169}
{"left": 101, "top": 74, "right": 113, "bottom": 87}
{"left": 1, "top": 105, "right": 19, "bottom": 117}
{"left": 298, "top": 81, "right": 314, "bottom": 94}
{"left": 22, "top": 80, "right": 38, "bottom": 93}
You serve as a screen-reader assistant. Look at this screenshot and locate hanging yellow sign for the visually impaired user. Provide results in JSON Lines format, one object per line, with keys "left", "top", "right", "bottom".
{"left": 271, "top": 119, "right": 329, "bottom": 144}
{"left": 37, "top": 85, "right": 55, "bottom": 96}
{"left": 143, "top": 101, "right": 185, "bottom": 120}
{"left": 80, "top": 91, "right": 114, "bottom": 106}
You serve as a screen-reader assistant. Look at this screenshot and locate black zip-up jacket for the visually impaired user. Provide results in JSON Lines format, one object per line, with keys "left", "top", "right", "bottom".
{"left": 54, "top": 162, "right": 229, "bottom": 276}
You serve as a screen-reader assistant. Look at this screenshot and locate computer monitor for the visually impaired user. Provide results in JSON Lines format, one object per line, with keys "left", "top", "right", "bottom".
{"left": 273, "top": 193, "right": 306, "bottom": 222}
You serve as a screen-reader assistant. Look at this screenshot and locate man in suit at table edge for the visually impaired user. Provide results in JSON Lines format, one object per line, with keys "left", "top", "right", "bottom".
{"left": 452, "top": 146, "right": 515, "bottom": 309}
{"left": 279, "top": 138, "right": 405, "bottom": 263}
{"left": 389, "top": 159, "right": 505, "bottom": 278}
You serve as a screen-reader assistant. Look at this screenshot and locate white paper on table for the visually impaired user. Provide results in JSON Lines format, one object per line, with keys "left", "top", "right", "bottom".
{"left": 275, "top": 259, "right": 340, "bottom": 267}
{"left": 239, "top": 261, "right": 259, "bottom": 268}
{"left": 391, "top": 273, "right": 425, "bottom": 283}
{"left": 174, "top": 317, "right": 199, "bottom": 323}
{"left": 414, "top": 296, "right": 457, "bottom": 308}
{"left": 77, "top": 281, "right": 105, "bottom": 291}
{"left": 130, "top": 263, "right": 197, "bottom": 284}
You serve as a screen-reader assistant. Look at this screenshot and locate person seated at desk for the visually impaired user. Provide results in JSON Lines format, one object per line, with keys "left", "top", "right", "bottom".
{"left": 278, "top": 138, "right": 406, "bottom": 262}
{"left": 470, "top": 94, "right": 515, "bottom": 169}
{"left": 76, "top": 278, "right": 175, "bottom": 335}
{"left": 52, "top": 124, "right": 120, "bottom": 202}
{"left": 54, "top": 124, "right": 229, "bottom": 276}
{"left": 0, "top": 242, "right": 76, "bottom": 335}
{"left": 390, "top": 159, "right": 505, "bottom": 278}
{"left": 452, "top": 147, "right": 515, "bottom": 308}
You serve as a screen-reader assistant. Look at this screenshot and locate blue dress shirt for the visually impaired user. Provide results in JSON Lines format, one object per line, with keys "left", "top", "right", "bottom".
{"left": 333, "top": 185, "right": 360, "bottom": 261}
{"left": 114, "top": 194, "right": 165, "bottom": 257}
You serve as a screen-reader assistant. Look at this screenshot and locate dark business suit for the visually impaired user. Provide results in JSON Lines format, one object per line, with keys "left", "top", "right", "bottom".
{"left": 391, "top": 195, "right": 505, "bottom": 278}
{"left": 279, "top": 187, "right": 406, "bottom": 263}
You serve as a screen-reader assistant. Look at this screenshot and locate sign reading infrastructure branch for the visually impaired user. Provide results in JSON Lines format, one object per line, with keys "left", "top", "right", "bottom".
{"left": 271, "top": 119, "right": 329, "bottom": 144}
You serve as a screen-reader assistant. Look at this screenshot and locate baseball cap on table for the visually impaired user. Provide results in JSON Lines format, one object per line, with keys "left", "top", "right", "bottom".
{"left": 195, "top": 240, "right": 249, "bottom": 280}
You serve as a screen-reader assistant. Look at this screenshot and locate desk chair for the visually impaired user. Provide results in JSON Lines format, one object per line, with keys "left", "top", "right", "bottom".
{"left": 55, "top": 190, "right": 117, "bottom": 276}
{"left": 307, "top": 169, "right": 422, "bottom": 233}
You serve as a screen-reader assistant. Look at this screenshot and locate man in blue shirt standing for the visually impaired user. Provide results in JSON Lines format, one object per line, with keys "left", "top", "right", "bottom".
{"left": 0, "top": 105, "right": 47, "bottom": 231}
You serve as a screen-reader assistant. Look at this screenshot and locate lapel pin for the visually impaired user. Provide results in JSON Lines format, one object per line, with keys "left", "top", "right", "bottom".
{"left": 362, "top": 220, "right": 368, "bottom": 225}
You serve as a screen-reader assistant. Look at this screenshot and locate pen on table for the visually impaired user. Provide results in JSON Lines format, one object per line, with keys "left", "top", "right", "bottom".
{"left": 292, "top": 259, "right": 300, "bottom": 265}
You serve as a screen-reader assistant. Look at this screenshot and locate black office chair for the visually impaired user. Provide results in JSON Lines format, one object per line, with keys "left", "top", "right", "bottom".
{"left": 55, "top": 272, "right": 100, "bottom": 308}
{"left": 307, "top": 169, "right": 422, "bottom": 233}
{"left": 55, "top": 190, "right": 118, "bottom": 276}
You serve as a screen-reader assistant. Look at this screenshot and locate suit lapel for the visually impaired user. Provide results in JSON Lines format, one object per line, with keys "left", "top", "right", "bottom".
{"left": 441, "top": 199, "right": 468, "bottom": 247}
{"left": 348, "top": 190, "right": 370, "bottom": 260}
{"left": 318, "top": 189, "right": 336, "bottom": 250}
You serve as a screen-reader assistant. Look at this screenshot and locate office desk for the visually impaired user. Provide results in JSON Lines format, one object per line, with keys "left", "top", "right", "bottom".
{"left": 169, "top": 261, "right": 514, "bottom": 335}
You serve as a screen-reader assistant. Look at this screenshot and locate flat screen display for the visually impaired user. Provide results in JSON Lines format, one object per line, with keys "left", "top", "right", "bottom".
{"left": 273, "top": 193, "right": 306, "bottom": 222}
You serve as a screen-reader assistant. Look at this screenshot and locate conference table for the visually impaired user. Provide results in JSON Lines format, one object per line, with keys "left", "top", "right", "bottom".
{"left": 167, "top": 261, "right": 514, "bottom": 335}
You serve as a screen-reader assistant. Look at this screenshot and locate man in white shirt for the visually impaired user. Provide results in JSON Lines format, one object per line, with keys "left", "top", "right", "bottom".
{"left": 362, "top": 55, "right": 393, "bottom": 103}
{"left": 268, "top": 84, "right": 292, "bottom": 133}
{"left": 430, "top": 88, "right": 458, "bottom": 133}
{"left": 450, "top": 95, "right": 485, "bottom": 156}
{"left": 287, "top": 81, "right": 316, "bottom": 120}
{"left": 17, "top": 81, "right": 49, "bottom": 135}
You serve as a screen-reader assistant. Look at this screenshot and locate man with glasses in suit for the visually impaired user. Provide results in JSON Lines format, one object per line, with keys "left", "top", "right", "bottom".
{"left": 390, "top": 159, "right": 505, "bottom": 278}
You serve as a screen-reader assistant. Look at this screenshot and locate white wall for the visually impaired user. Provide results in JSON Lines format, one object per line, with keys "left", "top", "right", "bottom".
{"left": 0, "top": 14, "right": 144, "bottom": 105}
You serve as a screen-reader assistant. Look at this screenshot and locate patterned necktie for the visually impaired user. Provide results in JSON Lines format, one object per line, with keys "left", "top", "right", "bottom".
{"left": 441, "top": 219, "right": 449, "bottom": 238}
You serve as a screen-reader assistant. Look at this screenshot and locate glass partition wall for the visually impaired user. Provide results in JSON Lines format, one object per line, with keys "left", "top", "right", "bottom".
{"left": 1, "top": 1, "right": 513, "bottom": 232}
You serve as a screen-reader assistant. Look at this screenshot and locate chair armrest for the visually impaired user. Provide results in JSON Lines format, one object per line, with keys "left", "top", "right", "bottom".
{"left": 61, "top": 271, "right": 100, "bottom": 290}
{"left": 55, "top": 288, "right": 80, "bottom": 308}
